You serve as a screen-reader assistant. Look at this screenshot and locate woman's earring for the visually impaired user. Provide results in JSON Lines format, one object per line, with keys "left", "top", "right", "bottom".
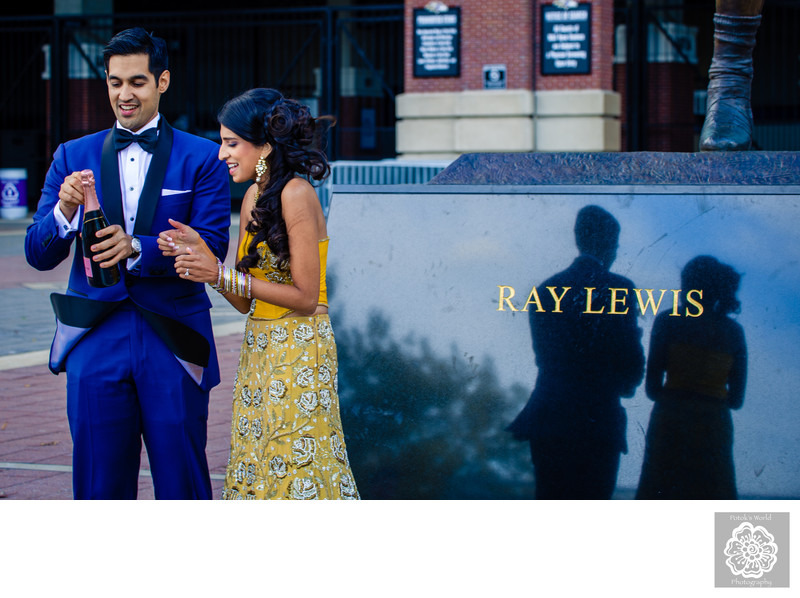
{"left": 255, "top": 156, "right": 268, "bottom": 183}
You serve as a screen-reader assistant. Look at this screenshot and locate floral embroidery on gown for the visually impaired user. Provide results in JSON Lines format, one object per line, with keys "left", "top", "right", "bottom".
{"left": 222, "top": 240, "right": 359, "bottom": 500}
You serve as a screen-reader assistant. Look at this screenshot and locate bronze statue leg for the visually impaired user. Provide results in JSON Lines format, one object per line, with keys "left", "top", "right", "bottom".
{"left": 699, "top": 0, "right": 765, "bottom": 151}
{"left": 717, "top": 1, "right": 764, "bottom": 17}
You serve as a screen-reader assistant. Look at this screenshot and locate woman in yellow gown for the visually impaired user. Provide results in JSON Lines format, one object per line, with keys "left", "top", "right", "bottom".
{"left": 158, "top": 89, "right": 358, "bottom": 499}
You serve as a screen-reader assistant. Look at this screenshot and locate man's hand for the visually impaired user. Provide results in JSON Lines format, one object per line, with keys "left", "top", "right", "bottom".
{"left": 58, "top": 172, "right": 85, "bottom": 221}
{"left": 90, "top": 225, "right": 136, "bottom": 268}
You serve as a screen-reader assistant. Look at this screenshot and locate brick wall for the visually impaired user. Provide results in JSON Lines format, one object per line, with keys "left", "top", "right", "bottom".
{"left": 534, "top": 0, "right": 615, "bottom": 92}
{"left": 405, "top": 0, "right": 615, "bottom": 93}
{"left": 405, "top": 0, "right": 534, "bottom": 92}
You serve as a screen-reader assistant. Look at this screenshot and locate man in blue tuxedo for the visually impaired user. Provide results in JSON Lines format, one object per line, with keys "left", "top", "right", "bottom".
{"left": 25, "top": 28, "right": 231, "bottom": 499}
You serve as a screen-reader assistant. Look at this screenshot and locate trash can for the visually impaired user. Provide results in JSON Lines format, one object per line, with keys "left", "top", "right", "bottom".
{"left": 0, "top": 168, "right": 28, "bottom": 219}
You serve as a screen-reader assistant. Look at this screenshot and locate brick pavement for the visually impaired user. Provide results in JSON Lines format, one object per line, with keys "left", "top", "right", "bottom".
{"left": 0, "top": 321, "right": 245, "bottom": 500}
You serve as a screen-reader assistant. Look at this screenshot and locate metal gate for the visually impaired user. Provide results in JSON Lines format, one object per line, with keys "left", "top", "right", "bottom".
{"left": 0, "top": 6, "right": 404, "bottom": 207}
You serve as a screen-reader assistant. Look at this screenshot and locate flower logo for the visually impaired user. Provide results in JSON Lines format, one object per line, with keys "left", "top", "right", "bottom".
{"left": 724, "top": 522, "right": 778, "bottom": 579}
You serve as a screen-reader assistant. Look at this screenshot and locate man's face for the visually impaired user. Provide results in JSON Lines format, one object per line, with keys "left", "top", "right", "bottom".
{"left": 106, "top": 53, "right": 170, "bottom": 132}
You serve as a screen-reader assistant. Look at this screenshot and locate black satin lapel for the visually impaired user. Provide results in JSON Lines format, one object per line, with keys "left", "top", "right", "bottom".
{"left": 101, "top": 130, "right": 124, "bottom": 227}
{"left": 133, "top": 118, "right": 173, "bottom": 236}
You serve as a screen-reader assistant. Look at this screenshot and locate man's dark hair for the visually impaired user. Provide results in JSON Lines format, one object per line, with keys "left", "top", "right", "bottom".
{"left": 574, "top": 205, "right": 620, "bottom": 258}
{"left": 103, "top": 27, "right": 168, "bottom": 79}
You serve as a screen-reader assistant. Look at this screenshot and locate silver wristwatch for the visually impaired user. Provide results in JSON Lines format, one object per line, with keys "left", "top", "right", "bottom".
{"left": 130, "top": 236, "right": 142, "bottom": 258}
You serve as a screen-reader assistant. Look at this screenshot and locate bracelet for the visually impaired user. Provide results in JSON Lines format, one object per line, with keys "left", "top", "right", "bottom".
{"left": 210, "top": 259, "right": 227, "bottom": 295}
{"left": 212, "top": 262, "right": 252, "bottom": 299}
{"left": 214, "top": 259, "right": 223, "bottom": 289}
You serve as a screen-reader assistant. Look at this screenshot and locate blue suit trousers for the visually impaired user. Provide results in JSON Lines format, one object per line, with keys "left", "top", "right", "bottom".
{"left": 65, "top": 302, "right": 213, "bottom": 499}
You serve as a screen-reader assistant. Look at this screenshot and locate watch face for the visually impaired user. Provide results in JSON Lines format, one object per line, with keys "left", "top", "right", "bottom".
{"left": 132, "top": 237, "right": 141, "bottom": 253}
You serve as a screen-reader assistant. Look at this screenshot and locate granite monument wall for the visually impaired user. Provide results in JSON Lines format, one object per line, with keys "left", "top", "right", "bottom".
{"left": 326, "top": 152, "right": 800, "bottom": 500}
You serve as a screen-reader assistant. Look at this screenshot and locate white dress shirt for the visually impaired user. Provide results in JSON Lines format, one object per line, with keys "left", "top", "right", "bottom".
{"left": 54, "top": 115, "right": 161, "bottom": 270}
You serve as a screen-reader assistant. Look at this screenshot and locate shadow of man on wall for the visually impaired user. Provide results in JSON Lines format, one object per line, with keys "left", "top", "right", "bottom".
{"left": 508, "top": 205, "right": 645, "bottom": 499}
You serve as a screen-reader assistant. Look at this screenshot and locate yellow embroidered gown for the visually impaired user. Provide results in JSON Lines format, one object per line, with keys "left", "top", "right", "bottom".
{"left": 221, "top": 233, "right": 359, "bottom": 499}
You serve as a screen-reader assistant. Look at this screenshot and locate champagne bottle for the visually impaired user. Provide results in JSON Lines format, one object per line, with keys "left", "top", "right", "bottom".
{"left": 80, "top": 169, "right": 120, "bottom": 287}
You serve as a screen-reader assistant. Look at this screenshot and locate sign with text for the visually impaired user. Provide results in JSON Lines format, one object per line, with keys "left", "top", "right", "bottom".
{"left": 483, "top": 64, "right": 507, "bottom": 90}
{"left": 413, "top": 6, "right": 461, "bottom": 78}
{"left": 541, "top": 2, "right": 591, "bottom": 75}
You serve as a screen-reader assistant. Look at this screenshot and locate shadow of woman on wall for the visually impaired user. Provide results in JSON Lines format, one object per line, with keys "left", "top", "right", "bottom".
{"left": 636, "top": 255, "right": 747, "bottom": 499}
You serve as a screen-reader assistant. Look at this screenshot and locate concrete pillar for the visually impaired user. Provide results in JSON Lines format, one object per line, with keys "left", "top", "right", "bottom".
{"left": 396, "top": 0, "right": 620, "bottom": 159}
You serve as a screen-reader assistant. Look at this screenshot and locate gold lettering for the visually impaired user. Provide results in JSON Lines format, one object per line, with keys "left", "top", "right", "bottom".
{"left": 609, "top": 288, "right": 629, "bottom": 314}
{"left": 685, "top": 289, "right": 703, "bottom": 317}
{"left": 546, "top": 286, "right": 571, "bottom": 313}
{"left": 497, "top": 285, "right": 518, "bottom": 311}
{"left": 670, "top": 289, "right": 682, "bottom": 316}
{"left": 522, "top": 286, "right": 545, "bottom": 312}
{"left": 584, "top": 287, "right": 605, "bottom": 314}
{"left": 634, "top": 289, "right": 667, "bottom": 316}
{"left": 497, "top": 283, "right": 702, "bottom": 317}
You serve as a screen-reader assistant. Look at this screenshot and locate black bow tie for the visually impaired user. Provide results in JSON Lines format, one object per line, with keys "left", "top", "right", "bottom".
{"left": 114, "top": 127, "right": 158, "bottom": 152}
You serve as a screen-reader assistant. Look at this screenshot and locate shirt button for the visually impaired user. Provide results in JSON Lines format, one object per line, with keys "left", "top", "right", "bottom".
{"left": 129, "top": 187, "right": 134, "bottom": 191}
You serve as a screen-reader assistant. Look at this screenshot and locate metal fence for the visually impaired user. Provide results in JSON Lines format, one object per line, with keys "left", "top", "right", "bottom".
{"left": 318, "top": 159, "right": 452, "bottom": 217}
{"left": 0, "top": 6, "right": 404, "bottom": 208}
{"left": 2, "top": 3, "right": 798, "bottom": 212}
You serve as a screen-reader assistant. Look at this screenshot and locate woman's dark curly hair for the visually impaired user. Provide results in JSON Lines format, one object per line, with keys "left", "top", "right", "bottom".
{"left": 681, "top": 255, "right": 742, "bottom": 315}
{"left": 218, "top": 88, "right": 333, "bottom": 271}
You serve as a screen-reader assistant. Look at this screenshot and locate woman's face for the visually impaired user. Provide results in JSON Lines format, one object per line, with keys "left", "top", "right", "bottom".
{"left": 218, "top": 125, "right": 269, "bottom": 184}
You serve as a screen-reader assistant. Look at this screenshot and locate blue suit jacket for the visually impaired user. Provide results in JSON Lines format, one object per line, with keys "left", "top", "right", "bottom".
{"left": 25, "top": 117, "right": 231, "bottom": 391}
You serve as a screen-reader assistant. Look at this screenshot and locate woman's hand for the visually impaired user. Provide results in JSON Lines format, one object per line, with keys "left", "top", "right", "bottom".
{"left": 174, "top": 246, "right": 220, "bottom": 284}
